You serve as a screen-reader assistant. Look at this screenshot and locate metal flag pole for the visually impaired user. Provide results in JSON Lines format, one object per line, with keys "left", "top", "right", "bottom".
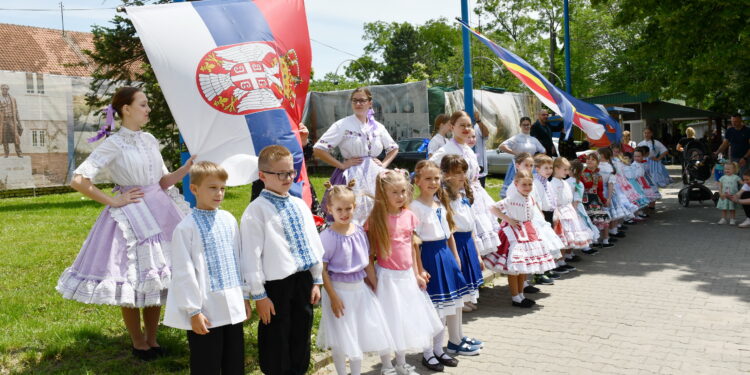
{"left": 172, "top": 0, "right": 195, "bottom": 207}
{"left": 461, "top": 0, "right": 474, "bottom": 121}
{"left": 563, "top": 0, "right": 572, "bottom": 94}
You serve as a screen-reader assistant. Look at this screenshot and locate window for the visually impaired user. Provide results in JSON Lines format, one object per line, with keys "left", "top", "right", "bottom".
{"left": 36, "top": 74, "right": 44, "bottom": 94}
{"left": 32, "top": 130, "right": 46, "bottom": 147}
{"left": 26, "top": 72, "right": 34, "bottom": 94}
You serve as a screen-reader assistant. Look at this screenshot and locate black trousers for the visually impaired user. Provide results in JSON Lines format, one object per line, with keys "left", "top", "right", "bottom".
{"left": 258, "top": 271, "right": 314, "bottom": 375}
{"left": 742, "top": 191, "right": 750, "bottom": 218}
{"left": 187, "top": 322, "right": 245, "bottom": 375}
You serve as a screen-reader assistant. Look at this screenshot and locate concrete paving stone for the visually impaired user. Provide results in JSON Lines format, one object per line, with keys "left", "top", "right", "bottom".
{"left": 316, "top": 173, "right": 750, "bottom": 375}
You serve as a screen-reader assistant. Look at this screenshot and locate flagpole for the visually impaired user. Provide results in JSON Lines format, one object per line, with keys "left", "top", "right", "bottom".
{"left": 461, "top": 0, "right": 474, "bottom": 121}
{"left": 173, "top": 0, "right": 195, "bottom": 207}
{"left": 563, "top": 0, "right": 572, "bottom": 94}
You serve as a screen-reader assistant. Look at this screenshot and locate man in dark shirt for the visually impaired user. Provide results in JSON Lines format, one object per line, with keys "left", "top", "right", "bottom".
{"left": 530, "top": 109, "right": 558, "bottom": 157}
{"left": 716, "top": 114, "right": 750, "bottom": 173}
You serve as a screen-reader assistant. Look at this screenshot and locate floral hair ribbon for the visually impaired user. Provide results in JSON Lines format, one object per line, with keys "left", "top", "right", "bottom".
{"left": 87, "top": 104, "right": 116, "bottom": 143}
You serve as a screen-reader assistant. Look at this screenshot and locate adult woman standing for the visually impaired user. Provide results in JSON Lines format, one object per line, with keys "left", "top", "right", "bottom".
{"left": 637, "top": 127, "right": 672, "bottom": 187}
{"left": 313, "top": 87, "right": 398, "bottom": 225}
{"left": 428, "top": 114, "right": 450, "bottom": 158}
{"left": 430, "top": 111, "right": 500, "bottom": 255}
{"left": 498, "top": 116, "right": 545, "bottom": 198}
{"left": 56, "top": 87, "right": 192, "bottom": 360}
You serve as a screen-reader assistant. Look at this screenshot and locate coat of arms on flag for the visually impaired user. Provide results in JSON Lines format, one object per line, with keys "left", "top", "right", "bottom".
{"left": 196, "top": 42, "right": 301, "bottom": 115}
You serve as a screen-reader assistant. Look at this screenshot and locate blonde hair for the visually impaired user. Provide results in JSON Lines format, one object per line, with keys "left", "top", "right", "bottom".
{"left": 725, "top": 161, "right": 739, "bottom": 173}
{"left": 190, "top": 161, "right": 228, "bottom": 186}
{"left": 258, "top": 145, "right": 292, "bottom": 171}
{"left": 622, "top": 130, "right": 631, "bottom": 140}
{"left": 515, "top": 152, "right": 533, "bottom": 165}
{"left": 413, "top": 160, "right": 455, "bottom": 232}
{"left": 552, "top": 156, "right": 570, "bottom": 170}
{"left": 533, "top": 154, "right": 553, "bottom": 167}
{"left": 514, "top": 169, "right": 534, "bottom": 183}
{"left": 367, "top": 170, "right": 411, "bottom": 260}
{"left": 685, "top": 127, "right": 696, "bottom": 138}
{"left": 440, "top": 154, "right": 474, "bottom": 204}
{"left": 323, "top": 180, "right": 356, "bottom": 211}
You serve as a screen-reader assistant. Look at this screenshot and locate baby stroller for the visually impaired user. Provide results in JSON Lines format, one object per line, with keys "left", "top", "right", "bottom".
{"left": 678, "top": 139, "right": 719, "bottom": 207}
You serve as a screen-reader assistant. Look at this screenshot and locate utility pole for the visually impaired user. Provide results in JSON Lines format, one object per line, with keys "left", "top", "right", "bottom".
{"left": 60, "top": 2, "right": 65, "bottom": 35}
{"left": 563, "top": 0, "right": 571, "bottom": 94}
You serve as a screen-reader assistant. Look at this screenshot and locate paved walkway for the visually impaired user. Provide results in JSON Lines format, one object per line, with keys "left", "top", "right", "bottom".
{"left": 317, "top": 167, "right": 750, "bottom": 374}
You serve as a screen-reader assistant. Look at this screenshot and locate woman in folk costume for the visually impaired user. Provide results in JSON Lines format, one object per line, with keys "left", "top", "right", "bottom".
{"left": 430, "top": 111, "right": 500, "bottom": 255}
{"left": 313, "top": 87, "right": 399, "bottom": 225}
{"left": 56, "top": 87, "right": 192, "bottom": 360}
{"left": 637, "top": 127, "right": 672, "bottom": 187}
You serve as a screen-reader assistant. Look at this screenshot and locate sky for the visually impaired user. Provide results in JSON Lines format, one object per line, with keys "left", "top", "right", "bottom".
{"left": 0, "top": 0, "right": 478, "bottom": 77}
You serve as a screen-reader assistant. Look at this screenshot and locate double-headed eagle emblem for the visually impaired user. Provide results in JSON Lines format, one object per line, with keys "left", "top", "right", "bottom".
{"left": 196, "top": 42, "right": 301, "bottom": 115}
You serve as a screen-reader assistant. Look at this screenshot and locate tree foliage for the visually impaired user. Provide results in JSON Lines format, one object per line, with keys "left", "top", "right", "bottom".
{"left": 596, "top": 0, "right": 750, "bottom": 113}
{"left": 83, "top": 0, "right": 180, "bottom": 169}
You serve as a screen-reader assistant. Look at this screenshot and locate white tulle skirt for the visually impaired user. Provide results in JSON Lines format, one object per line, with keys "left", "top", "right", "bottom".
{"left": 470, "top": 180, "right": 502, "bottom": 255}
{"left": 375, "top": 266, "right": 444, "bottom": 352}
{"left": 317, "top": 280, "right": 395, "bottom": 359}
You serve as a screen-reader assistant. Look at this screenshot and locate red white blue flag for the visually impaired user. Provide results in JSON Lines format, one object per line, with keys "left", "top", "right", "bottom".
{"left": 128, "top": 0, "right": 313, "bottom": 204}
{"left": 458, "top": 21, "right": 622, "bottom": 146}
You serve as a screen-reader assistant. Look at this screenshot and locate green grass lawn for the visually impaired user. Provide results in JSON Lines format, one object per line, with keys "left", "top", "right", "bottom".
{"left": 0, "top": 172, "right": 502, "bottom": 374}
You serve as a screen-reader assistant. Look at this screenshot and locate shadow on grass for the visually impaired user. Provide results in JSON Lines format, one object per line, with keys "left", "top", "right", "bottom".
{"left": 10, "top": 327, "right": 190, "bottom": 375}
{"left": 0, "top": 199, "right": 100, "bottom": 213}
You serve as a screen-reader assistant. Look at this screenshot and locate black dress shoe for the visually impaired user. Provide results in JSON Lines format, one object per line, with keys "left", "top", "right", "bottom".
{"left": 512, "top": 299, "right": 534, "bottom": 308}
{"left": 608, "top": 238, "right": 618, "bottom": 243}
{"left": 132, "top": 347, "right": 156, "bottom": 361}
{"left": 149, "top": 346, "right": 165, "bottom": 357}
{"left": 599, "top": 243, "right": 615, "bottom": 248}
{"left": 523, "top": 297, "right": 536, "bottom": 305}
{"left": 523, "top": 285, "right": 541, "bottom": 293}
{"left": 422, "top": 356, "right": 445, "bottom": 372}
{"left": 611, "top": 231, "right": 626, "bottom": 238}
{"left": 619, "top": 225, "right": 629, "bottom": 231}
{"left": 436, "top": 352, "right": 459, "bottom": 367}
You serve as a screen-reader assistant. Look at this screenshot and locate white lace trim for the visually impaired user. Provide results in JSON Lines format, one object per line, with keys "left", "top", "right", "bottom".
{"left": 56, "top": 267, "right": 167, "bottom": 308}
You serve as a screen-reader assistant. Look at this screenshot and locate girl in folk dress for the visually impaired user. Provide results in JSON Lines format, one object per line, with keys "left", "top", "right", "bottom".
{"left": 637, "top": 127, "right": 672, "bottom": 188}
{"left": 430, "top": 111, "right": 500, "bottom": 256}
{"left": 550, "top": 157, "right": 593, "bottom": 265}
{"left": 597, "top": 147, "right": 638, "bottom": 238}
{"left": 633, "top": 147, "right": 662, "bottom": 205}
{"left": 365, "top": 169, "right": 443, "bottom": 375}
{"left": 440, "top": 155, "right": 486, "bottom": 312}
{"left": 498, "top": 116, "right": 546, "bottom": 198}
{"left": 611, "top": 144, "right": 650, "bottom": 214}
{"left": 56, "top": 87, "right": 193, "bottom": 360}
{"left": 411, "top": 161, "right": 481, "bottom": 371}
{"left": 485, "top": 170, "right": 559, "bottom": 308}
{"left": 317, "top": 182, "right": 395, "bottom": 375}
{"left": 428, "top": 114, "right": 451, "bottom": 158}
{"left": 582, "top": 153, "right": 614, "bottom": 248}
{"left": 567, "top": 160, "right": 600, "bottom": 255}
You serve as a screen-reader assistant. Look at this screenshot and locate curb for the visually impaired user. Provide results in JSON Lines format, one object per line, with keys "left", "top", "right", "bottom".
{"left": 311, "top": 269, "right": 501, "bottom": 374}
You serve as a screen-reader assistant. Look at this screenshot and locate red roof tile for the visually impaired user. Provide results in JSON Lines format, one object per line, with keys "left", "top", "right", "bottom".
{"left": 0, "top": 23, "right": 95, "bottom": 77}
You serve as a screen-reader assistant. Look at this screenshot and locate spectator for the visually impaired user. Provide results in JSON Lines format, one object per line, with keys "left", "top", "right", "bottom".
{"left": 428, "top": 114, "right": 450, "bottom": 158}
{"left": 530, "top": 109, "right": 558, "bottom": 157}
{"left": 715, "top": 114, "right": 750, "bottom": 174}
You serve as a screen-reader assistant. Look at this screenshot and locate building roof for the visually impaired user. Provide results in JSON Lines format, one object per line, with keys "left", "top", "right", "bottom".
{"left": 583, "top": 91, "right": 722, "bottom": 120}
{"left": 0, "top": 23, "right": 95, "bottom": 77}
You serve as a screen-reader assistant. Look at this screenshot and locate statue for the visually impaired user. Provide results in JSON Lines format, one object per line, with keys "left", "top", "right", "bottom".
{"left": 0, "top": 84, "right": 23, "bottom": 158}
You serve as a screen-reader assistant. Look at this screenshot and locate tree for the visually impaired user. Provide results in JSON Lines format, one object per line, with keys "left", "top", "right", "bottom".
{"left": 83, "top": 0, "right": 181, "bottom": 169}
{"left": 380, "top": 23, "right": 422, "bottom": 84}
{"left": 597, "top": 0, "right": 750, "bottom": 113}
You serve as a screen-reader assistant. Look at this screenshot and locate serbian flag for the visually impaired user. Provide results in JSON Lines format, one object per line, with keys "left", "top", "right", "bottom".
{"left": 458, "top": 21, "right": 622, "bottom": 147}
{"left": 127, "top": 0, "right": 313, "bottom": 204}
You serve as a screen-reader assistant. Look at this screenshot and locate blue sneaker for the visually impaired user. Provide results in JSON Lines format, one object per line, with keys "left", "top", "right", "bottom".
{"left": 445, "top": 340, "right": 481, "bottom": 356}
{"left": 462, "top": 336, "right": 483, "bottom": 349}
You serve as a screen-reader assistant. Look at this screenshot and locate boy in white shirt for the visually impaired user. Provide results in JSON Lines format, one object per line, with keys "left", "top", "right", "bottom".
{"left": 240, "top": 145, "right": 325, "bottom": 375}
{"left": 164, "top": 161, "right": 251, "bottom": 374}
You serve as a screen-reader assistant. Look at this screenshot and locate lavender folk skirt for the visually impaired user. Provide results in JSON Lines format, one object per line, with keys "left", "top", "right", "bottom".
{"left": 56, "top": 184, "right": 189, "bottom": 308}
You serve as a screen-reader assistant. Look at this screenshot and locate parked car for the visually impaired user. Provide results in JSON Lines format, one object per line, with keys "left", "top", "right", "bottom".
{"left": 387, "top": 137, "right": 429, "bottom": 169}
{"left": 486, "top": 149, "right": 514, "bottom": 175}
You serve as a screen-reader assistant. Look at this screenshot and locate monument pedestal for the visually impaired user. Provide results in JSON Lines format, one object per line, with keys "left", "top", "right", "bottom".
{"left": 0, "top": 155, "right": 35, "bottom": 189}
